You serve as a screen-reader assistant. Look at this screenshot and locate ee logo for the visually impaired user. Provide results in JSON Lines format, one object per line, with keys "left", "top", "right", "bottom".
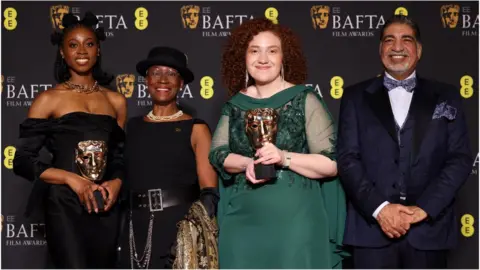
{"left": 134, "top": 7, "right": 148, "bottom": 30}
{"left": 394, "top": 7, "right": 409, "bottom": 16}
{"left": 4, "top": 146, "right": 16, "bottom": 169}
{"left": 461, "top": 214, "right": 475, "bottom": 237}
{"left": 3, "top": 7, "right": 17, "bottom": 30}
{"left": 265, "top": 7, "right": 279, "bottom": 24}
{"left": 200, "top": 76, "right": 214, "bottom": 99}
{"left": 330, "top": 76, "right": 344, "bottom": 99}
{"left": 460, "top": 75, "right": 474, "bottom": 99}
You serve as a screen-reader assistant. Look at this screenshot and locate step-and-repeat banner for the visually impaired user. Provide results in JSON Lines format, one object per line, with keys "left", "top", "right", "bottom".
{"left": 1, "top": 1, "right": 478, "bottom": 268}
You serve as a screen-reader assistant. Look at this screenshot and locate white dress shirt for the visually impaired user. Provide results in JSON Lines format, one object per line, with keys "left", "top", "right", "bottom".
{"left": 372, "top": 71, "right": 416, "bottom": 219}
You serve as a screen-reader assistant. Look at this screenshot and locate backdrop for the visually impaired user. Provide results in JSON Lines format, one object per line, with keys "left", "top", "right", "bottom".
{"left": 1, "top": 1, "right": 478, "bottom": 268}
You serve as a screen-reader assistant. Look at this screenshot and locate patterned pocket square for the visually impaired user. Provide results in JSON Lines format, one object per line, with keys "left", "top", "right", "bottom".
{"left": 432, "top": 101, "right": 457, "bottom": 120}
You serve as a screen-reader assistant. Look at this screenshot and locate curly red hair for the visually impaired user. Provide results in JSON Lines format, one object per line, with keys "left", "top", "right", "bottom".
{"left": 221, "top": 18, "right": 307, "bottom": 97}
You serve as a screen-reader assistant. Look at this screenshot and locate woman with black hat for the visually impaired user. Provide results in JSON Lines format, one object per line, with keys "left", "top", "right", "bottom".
{"left": 117, "top": 47, "right": 219, "bottom": 269}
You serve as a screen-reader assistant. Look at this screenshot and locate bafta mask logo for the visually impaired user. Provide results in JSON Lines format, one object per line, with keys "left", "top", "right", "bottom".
{"left": 50, "top": 5, "right": 70, "bottom": 30}
{"left": 1, "top": 75, "right": 4, "bottom": 93}
{"left": 75, "top": 140, "right": 107, "bottom": 181}
{"left": 116, "top": 74, "right": 135, "bottom": 98}
{"left": 441, "top": 4, "right": 460, "bottom": 28}
{"left": 181, "top": 5, "right": 200, "bottom": 29}
{"left": 311, "top": 5, "right": 330, "bottom": 30}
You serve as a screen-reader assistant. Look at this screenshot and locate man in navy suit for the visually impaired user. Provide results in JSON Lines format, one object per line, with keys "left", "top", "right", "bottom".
{"left": 337, "top": 15, "right": 473, "bottom": 268}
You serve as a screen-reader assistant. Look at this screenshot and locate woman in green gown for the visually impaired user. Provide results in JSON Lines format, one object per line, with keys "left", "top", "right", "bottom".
{"left": 209, "top": 18, "right": 348, "bottom": 269}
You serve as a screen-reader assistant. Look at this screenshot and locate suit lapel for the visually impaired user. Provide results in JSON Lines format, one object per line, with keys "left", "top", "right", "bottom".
{"left": 365, "top": 76, "right": 399, "bottom": 144}
{"left": 410, "top": 78, "right": 437, "bottom": 160}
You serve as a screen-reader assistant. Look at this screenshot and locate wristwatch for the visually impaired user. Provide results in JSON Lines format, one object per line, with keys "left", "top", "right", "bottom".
{"left": 282, "top": 150, "right": 291, "bottom": 169}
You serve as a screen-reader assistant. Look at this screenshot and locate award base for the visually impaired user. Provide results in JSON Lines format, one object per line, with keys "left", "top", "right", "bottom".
{"left": 93, "top": 189, "right": 108, "bottom": 212}
{"left": 254, "top": 163, "right": 277, "bottom": 180}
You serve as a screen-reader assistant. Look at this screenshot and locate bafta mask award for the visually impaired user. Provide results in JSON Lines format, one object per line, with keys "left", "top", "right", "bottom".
{"left": 75, "top": 140, "right": 108, "bottom": 211}
{"left": 245, "top": 108, "right": 279, "bottom": 180}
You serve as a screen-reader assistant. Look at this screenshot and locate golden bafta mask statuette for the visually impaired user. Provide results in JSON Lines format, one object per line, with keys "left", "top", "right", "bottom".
{"left": 75, "top": 140, "right": 108, "bottom": 181}
{"left": 245, "top": 108, "right": 279, "bottom": 180}
{"left": 75, "top": 140, "right": 108, "bottom": 211}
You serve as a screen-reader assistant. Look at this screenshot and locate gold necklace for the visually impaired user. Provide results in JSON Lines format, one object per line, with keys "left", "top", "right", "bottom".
{"left": 64, "top": 80, "right": 100, "bottom": 94}
{"left": 146, "top": 110, "right": 184, "bottom": 121}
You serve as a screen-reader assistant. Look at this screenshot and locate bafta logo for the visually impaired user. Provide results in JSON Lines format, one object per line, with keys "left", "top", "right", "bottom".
{"left": 50, "top": 5, "right": 70, "bottom": 30}
{"left": 1, "top": 75, "right": 4, "bottom": 93}
{"left": 116, "top": 74, "right": 135, "bottom": 98}
{"left": 181, "top": 5, "right": 200, "bottom": 29}
{"left": 441, "top": 4, "right": 460, "bottom": 28}
{"left": 311, "top": 5, "right": 330, "bottom": 30}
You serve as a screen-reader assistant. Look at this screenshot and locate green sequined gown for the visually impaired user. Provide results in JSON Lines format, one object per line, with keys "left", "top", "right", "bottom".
{"left": 209, "top": 85, "right": 348, "bottom": 269}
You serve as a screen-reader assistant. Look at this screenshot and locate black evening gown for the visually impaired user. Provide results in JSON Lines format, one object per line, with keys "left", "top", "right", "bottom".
{"left": 117, "top": 117, "right": 206, "bottom": 269}
{"left": 13, "top": 112, "right": 125, "bottom": 268}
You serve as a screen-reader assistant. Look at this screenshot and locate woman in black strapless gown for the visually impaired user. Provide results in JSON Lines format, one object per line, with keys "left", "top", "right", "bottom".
{"left": 12, "top": 12, "right": 127, "bottom": 268}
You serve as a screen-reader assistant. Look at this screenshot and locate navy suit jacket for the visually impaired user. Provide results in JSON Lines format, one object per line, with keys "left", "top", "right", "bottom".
{"left": 337, "top": 75, "right": 473, "bottom": 250}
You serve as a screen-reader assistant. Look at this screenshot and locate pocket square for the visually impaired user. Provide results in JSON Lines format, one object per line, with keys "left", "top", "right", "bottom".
{"left": 432, "top": 101, "right": 457, "bottom": 120}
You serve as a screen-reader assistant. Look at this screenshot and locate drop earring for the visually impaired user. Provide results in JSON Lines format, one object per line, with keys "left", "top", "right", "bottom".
{"left": 176, "top": 87, "right": 182, "bottom": 106}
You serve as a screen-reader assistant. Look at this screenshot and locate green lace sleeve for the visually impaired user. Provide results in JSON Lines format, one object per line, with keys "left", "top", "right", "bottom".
{"left": 305, "top": 91, "right": 336, "bottom": 159}
{"left": 208, "top": 103, "right": 234, "bottom": 181}
{"left": 304, "top": 91, "right": 350, "bottom": 267}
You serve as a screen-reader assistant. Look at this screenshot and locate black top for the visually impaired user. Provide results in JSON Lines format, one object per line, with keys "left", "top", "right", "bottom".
{"left": 124, "top": 117, "right": 207, "bottom": 191}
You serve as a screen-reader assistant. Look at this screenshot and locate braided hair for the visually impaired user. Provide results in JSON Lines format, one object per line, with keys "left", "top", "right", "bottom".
{"left": 51, "top": 11, "right": 113, "bottom": 85}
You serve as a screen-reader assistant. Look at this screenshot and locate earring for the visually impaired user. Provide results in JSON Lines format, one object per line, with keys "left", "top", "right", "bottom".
{"left": 281, "top": 65, "right": 286, "bottom": 88}
{"left": 245, "top": 69, "right": 249, "bottom": 90}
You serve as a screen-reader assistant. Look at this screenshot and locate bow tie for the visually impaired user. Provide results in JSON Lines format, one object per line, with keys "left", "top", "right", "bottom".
{"left": 383, "top": 76, "right": 416, "bottom": 92}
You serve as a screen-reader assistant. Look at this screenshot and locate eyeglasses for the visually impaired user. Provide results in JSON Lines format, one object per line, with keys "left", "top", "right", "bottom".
{"left": 147, "top": 69, "right": 180, "bottom": 80}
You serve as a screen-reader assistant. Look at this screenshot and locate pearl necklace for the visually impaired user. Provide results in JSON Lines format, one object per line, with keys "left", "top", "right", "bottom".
{"left": 146, "top": 110, "right": 183, "bottom": 121}
{"left": 63, "top": 80, "right": 100, "bottom": 94}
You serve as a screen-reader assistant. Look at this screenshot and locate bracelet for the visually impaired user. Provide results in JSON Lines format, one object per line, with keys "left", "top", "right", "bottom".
{"left": 282, "top": 150, "right": 291, "bottom": 169}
